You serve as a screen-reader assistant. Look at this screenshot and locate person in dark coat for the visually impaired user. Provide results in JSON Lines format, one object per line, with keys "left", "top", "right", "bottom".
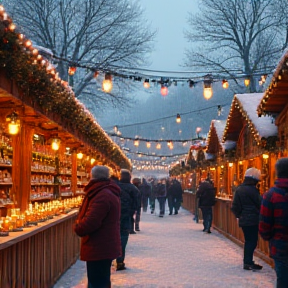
{"left": 149, "top": 178, "right": 157, "bottom": 214}
{"left": 196, "top": 177, "right": 216, "bottom": 233}
{"left": 167, "top": 178, "right": 183, "bottom": 215}
{"left": 111, "top": 174, "right": 132, "bottom": 271}
{"left": 132, "top": 177, "right": 142, "bottom": 231}
{"left": 259, "top": 158, "right": 288, "bottom": 287}
{"left": 118, "top": 170, "right": 139, "bottom": 235}
{"left": 231, "top": 167, "right": 262, "bottom": 271}
{"left": 139, "top": 178, "right": 151, "bottom": 212}
{"left": 74, "top": 165, "right": 121, "bottom": 288}
{"left": 155, "top": 179, "right": 167, "bottom": 217}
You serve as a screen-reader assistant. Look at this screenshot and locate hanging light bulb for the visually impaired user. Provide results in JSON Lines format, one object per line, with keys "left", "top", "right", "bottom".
{"left": 102, "top": 73, "right": 113, "bottom": 93}
{"left": 93, "top": 71, "right": 99, "bottom": 78}
{"left": 156, "top": 143, "right": 161, "bottom": 149}
{"left": 68, "top": 66, "right": 77, "bottom": 76}
{"left": 77, "top": 152, "right": 83, "bottom": 159}
{"left": 146, "top": 142, "right": 151, "bottom": 149}
{"left": 176, "top": 114, "right": 181, "bottom": 123}
{"left": 113, "top": 125, "right": 118, "bottom": 133}
{"left": 203, "top": 74, "right": 213, "bottom": 100}
{"left": 222, "top": 79, "right": 229, "bottom": 89}
{"left": 91, "top": 158, "right": 96, "bottom": 165}
{"left": 134, "top": 139, "right": 139, "bottom": 147}
{"left": 6, "top": 112, "right": 20, "bottom": 135}
{"left": 244, "top": 76, "right": 250, "bottom": 87}
{"left": 160, "top": 85, "right": 168, "bottom": 96}
{"left": 51, "top": 138, "right": 61, "bottom": 151}
{"left": 143, "top": 79, "right": 150, "bottom": 89}
{"left": 188, "top": 80, "right": 195, "bottom": 88}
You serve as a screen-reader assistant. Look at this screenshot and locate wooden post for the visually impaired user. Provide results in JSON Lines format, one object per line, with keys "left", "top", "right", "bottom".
{"left": 71, "top": 152, "right": 77, "bottom": 195}
{"left": 12, "top": 123, "right": 34, "bottom": 212}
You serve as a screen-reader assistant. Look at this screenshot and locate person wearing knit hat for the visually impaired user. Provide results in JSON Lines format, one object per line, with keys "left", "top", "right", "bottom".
{"left": 231, "top": 167, "right": 262, "bottom": 271}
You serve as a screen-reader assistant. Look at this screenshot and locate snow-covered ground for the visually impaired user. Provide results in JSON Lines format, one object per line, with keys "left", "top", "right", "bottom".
{"left": 53, "top": 206, "right": 276, "bottom": 288}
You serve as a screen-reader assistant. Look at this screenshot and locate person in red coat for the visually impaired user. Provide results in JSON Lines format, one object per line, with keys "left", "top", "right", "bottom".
{"left": 74, "top": 165, "right": 121, "bottom": 288}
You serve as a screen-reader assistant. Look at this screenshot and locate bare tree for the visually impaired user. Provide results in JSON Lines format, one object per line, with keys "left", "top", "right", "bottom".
{"left": 4, "top": 0, "right": 155, "bottom": 111}
{"left": 184, "top": 0, "right": 287, "bottom": 92}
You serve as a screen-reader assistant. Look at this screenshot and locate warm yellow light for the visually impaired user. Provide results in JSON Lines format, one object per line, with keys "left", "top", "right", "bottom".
{"left": 77, "top": 152, "right": 83, "bottom": 159}
{"left": 134, "top": 140, "right": 139, "bottom": 147}
{"left": 8, "top": 123, "right": 19, "bottom": 135}
{"left": 156, "top": 143, "right": 161, "bottom": 149}
{"left": 210, "top": 167, "right": 216, "bottom": 171}
{"left": 262, "top": 153, "right": 269, "bottom": 159}
{"left": 176, "top": 114, "right": 181, "bottom": 123}
{"left": 229, "top": 162, "right": 233, "bottom": 167}
{"left": 220, "top": 165, "right": 224, "bottom": 168}
{"left": 51, "top": 138, "right": 61, "bottom": 151}
{"left": 244, "top": 78, "right": 250, "bottom": 87}
{"left": 239, "top": 161, "right": 243, "bottom": 165}
{"left": 91, "top": 158, "right": 96, "bottom": 165}
{"left": 146, "top": 142, "right": 151, "bottom": 149}
{"left": 9, "top": 23, "right": 16, "bottom": 31}
{"left": 143, "top": 79, "right": 150, "bottom": 89}
{"left": 203, "top": 87, "right": 213, "bottom": 100}
{"left": 102, "top": 74, "right": 113, "bottom": 93}
{"left": 222, "top": 80, "right": 229, "bottom": 89}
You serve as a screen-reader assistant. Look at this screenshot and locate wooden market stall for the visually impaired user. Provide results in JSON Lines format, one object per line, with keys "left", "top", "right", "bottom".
{"left": 181, "top": 93, "right": 278, "bottom": 264}
{"left": 0, "top": 8, "right": 131, "bottom": 288}
{"left": 258, "top": 49, "right": 288, "bottom": 153}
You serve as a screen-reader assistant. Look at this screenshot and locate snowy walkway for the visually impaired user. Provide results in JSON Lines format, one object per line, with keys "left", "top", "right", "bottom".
{"left": 53, "top": 207, "right": 276, "bottom": 288}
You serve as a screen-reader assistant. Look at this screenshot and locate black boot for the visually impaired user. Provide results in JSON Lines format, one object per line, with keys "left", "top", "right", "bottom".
{"left": 116, "top": 263, "right": 126, "bottom": 271}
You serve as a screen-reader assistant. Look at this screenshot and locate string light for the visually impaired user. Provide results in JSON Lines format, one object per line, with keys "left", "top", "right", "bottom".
{"left": 68, "top": 66, "right": 77, "bottom": 76}
{"left": 203, "top": 74, "right": 213, "bottom": 100}
{"left": 143, "top": 79, "right": 150, "bottom": 88}
{"left": 222, "top": 79, "right": 229, "bottom": 89}
{"left": 146, "top": 142, "right": 151, "bottom": 148}
{"left": 160, "top": 85, "right": 168, "bottom": 96}
{"left": 176, "top": 113, "right": 181, "bottom": 123}
{"left": 244, "top": 76, "right": 250, "bottom": 87}
{"left": 102, "top": 73, "right": 113, "bottom": 93}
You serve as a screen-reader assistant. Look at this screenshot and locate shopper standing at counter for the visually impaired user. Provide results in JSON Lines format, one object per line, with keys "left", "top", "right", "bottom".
{"left": 74, "top": 165, "right": 121, "bottom": 288}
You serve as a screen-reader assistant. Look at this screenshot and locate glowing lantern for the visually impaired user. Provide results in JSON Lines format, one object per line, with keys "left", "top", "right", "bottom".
{"left": 77, "top": 152, "right": 83, "bottom": 159}
{"left": 176, "top": 114, "right": 181, "bottom": 123}
{"left": 51, "top": 138, "right": 61, "bottom": 151}
{"left": 203, "top": 74, "right": 213, "bottom": 100}
{"left": 244, "top": 77, "right": 250, "bottom": 87}
{"left": 6, "top": 112, "right": 20, "bottom": 135}
{"left": 222, "top": 79, "right": 229, "bottom": 89}
{"left": 160, "top": 85, "right": 168, "bottom": 96}
{"left": 102, "top": 73, "right": 113, "bottom": 93}
{"left": 143, "top": 79, "right": 150, "bottom": 89}
{"left": 68, "top": 66, "right": 77, "bottom": 76}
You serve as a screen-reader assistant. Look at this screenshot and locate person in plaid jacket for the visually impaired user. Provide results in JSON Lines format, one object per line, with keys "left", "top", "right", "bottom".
{"left": 259, "top": 157, "right": 288, "bottom": 288}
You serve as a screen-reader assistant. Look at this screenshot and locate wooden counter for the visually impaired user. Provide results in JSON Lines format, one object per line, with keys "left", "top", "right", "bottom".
{"left": 0, "top": 211, "right": 80, "bottom": 288}
{"left": 182, "top": 192, "right": 273, "bottom": 266}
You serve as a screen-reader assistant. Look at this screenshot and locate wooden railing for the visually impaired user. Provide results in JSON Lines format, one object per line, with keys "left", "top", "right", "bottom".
{"left": 0, "top": 211, "right": 80, "bottom": 288}
{"left": 182, "top": 192, "right": 273, "bottom": 265}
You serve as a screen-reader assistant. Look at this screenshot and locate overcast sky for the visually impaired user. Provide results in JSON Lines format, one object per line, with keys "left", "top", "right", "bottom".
{"left": 139, "top": 0, "right": 199, "bottom": 71}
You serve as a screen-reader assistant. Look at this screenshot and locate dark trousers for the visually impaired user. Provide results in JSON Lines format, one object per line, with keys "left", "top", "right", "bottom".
{"left": 158, "top": 197, "right": 166, "bottom": 216}
{"left": 135, "top": 208, "right": 141, "bottom": 230}
{"left": 149, "top": 195, "right": 155, "bottom": 212}
{"left": 142, "top": 195, "right": 149, "bottom": 212}
{"left": 117, "top": 230, "right": 129, "bottom": 264}
{"left": 167, "top": 196, "right": 173, "bottom": 213}
{"left": 274, "top": 258, "right": 288, "bottom": 288}
{"left": 86, "top": 259, "right": 112, "bottom": 288}
{"left": 241, "top": 225, "right": 258, "bottom": 265}
{"left": 200, "top": 207, "right": 212, "bottom": 231}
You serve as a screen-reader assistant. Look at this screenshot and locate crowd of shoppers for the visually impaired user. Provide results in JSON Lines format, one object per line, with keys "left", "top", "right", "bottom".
{"left": 73, "top": 158, "right": 288, "bottom": 288}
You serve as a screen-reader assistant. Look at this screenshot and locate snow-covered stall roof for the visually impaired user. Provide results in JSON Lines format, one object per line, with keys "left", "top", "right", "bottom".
{"left": 223, "top": 93, "right": 278, "bottom": 143}
{"left": 257, "top": 48, "right": 288, "bottom": 115}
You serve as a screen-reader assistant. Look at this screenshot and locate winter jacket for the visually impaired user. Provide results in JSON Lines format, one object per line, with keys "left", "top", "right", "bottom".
{"left": 74, "top": 178, "right": 121, "bottom": 261}
{"left": 139, "top": 179, "right": 151, "bottom": 198}
{"left": 196, "top": 180, "right": 216, "bottom": 207}
{"left": 259, "top": 178, "right": 288, "bottom": 260}
{"left": 231, "top": 177, "right": 261, "bottom": 227}
{"left": 118, "top": 180, "right": 139, "bottom": 213}
{"left": 168, "top": 180, "right": 183, "bottom": 200}
{"left": 155, "top": 183, "right": 167, "bottom": 198}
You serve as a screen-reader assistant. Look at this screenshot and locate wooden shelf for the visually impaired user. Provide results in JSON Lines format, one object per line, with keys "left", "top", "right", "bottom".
{"left": 31, "top": 169, "right": 56, "bottom": 174}
{"left": 60, "top": 183, "right": 71, "bottom": 186}
{"left": 30, "top": 196, "right": 54, "bottom": 201}
{"left": 0, "top": 164, "right": 12, "bottom": 168}
{"left": 59, "top": 172, "right": 72, "bottom": 176}
{"left": 0, "top": 182, "right": 12, "bottom": 185}
{"left": 31, "top": 183, "right": 55, "bottom": 186}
